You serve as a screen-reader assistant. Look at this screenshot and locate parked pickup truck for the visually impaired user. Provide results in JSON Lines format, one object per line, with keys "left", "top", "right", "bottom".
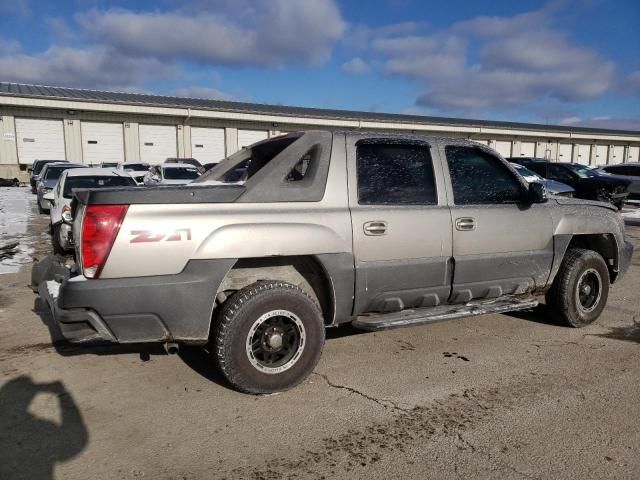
{"left": 36, "top": 131, "right": 634, "bottom": 394}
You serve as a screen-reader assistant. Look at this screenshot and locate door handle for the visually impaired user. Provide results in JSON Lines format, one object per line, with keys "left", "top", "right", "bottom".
{"left": 455, "top": 217, "right": 476, "bottom": 231}
{"left": 363, "top": 221, "right": 387, "bottom": 236}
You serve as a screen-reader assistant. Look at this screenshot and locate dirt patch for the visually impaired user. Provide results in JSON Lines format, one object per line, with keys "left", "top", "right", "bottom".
{"left": 0, "top": 342, "right": 55, "bottom": 361}
{"left": 0, "top": 292, "right": 14, "bottom": 308}
{"left": 222, "top": 376, "right": 552, "bottom": 480}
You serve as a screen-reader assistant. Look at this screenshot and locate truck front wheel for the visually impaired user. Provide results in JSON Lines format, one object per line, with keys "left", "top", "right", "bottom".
{"left": 546, "top": 248, "right": 610, "bottom": 327}
{"left": 213, "top": 281, "right": 325, "bottom": 394}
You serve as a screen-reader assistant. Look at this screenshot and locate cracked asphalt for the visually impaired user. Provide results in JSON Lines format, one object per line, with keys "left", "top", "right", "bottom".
{"left": 1, "top": 187, "right": 639, "bottom": 479}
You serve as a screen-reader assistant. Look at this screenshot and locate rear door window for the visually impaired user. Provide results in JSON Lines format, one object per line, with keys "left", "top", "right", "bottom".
{"left": 356, "top": 142, "right": 437, "bottom": 205}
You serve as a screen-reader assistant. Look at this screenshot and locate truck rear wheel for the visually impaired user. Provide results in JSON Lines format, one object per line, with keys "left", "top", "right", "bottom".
{"left": 213, "top": 281, "right": 325, "bottom": 394}
{"left": 546, "top": 248, "right": 610, "bottom": 327}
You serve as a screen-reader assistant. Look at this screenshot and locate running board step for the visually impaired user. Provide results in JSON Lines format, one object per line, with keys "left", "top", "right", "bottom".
{"left": 352, "top": 295, "right": 538, "bottom": 331}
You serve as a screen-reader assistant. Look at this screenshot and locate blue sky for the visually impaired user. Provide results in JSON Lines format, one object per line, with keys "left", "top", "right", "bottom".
{"left": 0, "top": 0, "right": 638, "bottom": 130}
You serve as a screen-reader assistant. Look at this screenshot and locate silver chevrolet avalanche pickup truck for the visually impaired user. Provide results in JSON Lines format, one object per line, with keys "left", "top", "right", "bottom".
{"left": 37, "top": 131, "right": 634, "bottom": 393}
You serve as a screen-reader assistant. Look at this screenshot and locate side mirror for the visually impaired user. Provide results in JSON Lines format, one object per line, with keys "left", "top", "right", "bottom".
{"left": 527, "top": 182, "right": 547, "bottom": 204}
{"left": 43, "top": 191, "right": 55, "bottom": 202}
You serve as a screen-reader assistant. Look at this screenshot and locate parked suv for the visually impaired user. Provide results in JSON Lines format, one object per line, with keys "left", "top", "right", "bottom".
{"left": 43, "top": 168, "right": 137, "bottom": 253}
{"left": 36, "top": 163, "right": 85, "bottom": 213}
{"left": 29, "top": 159, "right": 66, "bottom": 194}
{"left": 598, "top": 163, "right": 640, "bottom": 203}
{"left": 36, "top": 131, "right": 633, "bottom": 394}
{"left": 517, "top": 161, "right": 631, "bottom": 209}
{"left": 116, "top": 162, "right": 151, "bottom": 185}
{"left": 143, "top": 163, "right": 201, "bottom": 185}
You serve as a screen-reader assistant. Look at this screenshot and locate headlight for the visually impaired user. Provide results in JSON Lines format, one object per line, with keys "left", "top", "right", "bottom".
{"left": 38, "top": 185, "right": 51, "bottom": 194}
{"left": 62, "top": 205, "right": 73, "bottom": 223}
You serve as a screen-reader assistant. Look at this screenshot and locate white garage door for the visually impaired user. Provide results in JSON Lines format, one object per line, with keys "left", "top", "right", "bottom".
{"left": 238, "top": 129, "right": 268, "bottom": 149}
{"left": 575, "top": 144, "right": 591, "bottom": 165}
{"left": 81, "top": 122, "right": 124, "bottom": 165}
{"left": 628, "top": 146, "right": 640, "bottom": 162}
{"left": 609, "top": 146, "right": 624, "bottom": 165}
{"left": 593, "top": 145, "right": 608, "bottom": 166}
{"left": 139, "top": 125, "right": 177, "bottom": 164}
{"left": 191, "top": 127, "right": 225, "bottom": 164}
{"left": 536, "top": 142, "right": 553, "bottom": 160}
{"left": 15, "top": 118, "right": 66, "bottom": 164}
{"left": 519, "top": 142, "right": 535, "bottom": 157}
{"left": 557, "top": 143, "right": 573, "bottom": 162}
{"left": 493, "top": 140, "right": 512, "bottom": 157}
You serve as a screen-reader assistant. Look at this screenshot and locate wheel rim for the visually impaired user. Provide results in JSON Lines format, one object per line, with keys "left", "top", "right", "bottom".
{"left": 246, "top": 310, "right": 305, "bottom": 375}
{"left": 575, "top": 268, "right": 602, "bottom": 313}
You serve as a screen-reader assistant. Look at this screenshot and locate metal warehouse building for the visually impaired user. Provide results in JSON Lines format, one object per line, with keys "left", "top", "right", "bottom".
{"left": 1, "top": 82, "right": 639, "bottom": 180}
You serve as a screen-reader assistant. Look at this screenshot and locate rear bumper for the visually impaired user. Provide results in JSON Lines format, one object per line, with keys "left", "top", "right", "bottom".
{"left": 39, "top": 280, "right": 117, "bottom": 343}
{"left": 37, "top": 258, "right": 236, "bottom": 344}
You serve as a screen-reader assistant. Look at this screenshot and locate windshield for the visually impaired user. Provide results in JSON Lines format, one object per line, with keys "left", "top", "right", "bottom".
{"left": 163, "top": 167, "right": 200, "bottom": 180}
{"left": 44, "top": 166, "right": 82, "bottom": 182}
{"left": 564, "top": 164, "right": 599, "bottom": 178}
{"left": 63, "top": 176, "right": 136, "bottom": 198}
{"left": 512, "top": 164, "right": 542, "bottom": 181}
{"left": 123, "top": 164, "right": 149, "bottom": 172}
{"left": 33, "top": 160, "right": 61, "bottom": 175}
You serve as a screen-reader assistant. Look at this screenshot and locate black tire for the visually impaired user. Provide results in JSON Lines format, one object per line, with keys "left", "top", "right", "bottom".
{"left": 51, "top": 224, "right": 67, "bottom": 255}
{"left": 213, "top": 281, "right": 325, "bottom": 394}
{"left": 546, "top": 248, "right": 610, "bottom": 327}
{"left": 37, "top": 201, "right": 46, "bottom": 214}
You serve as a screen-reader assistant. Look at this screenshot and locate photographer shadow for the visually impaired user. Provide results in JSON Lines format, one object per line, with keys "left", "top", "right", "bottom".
{"left": 0, "top": 376, "right": 88, "bottom": 480}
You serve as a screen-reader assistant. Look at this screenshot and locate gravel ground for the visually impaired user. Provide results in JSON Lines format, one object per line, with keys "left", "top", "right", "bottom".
{"left": 0, "top": 187, "right": 639, "bottom": 480}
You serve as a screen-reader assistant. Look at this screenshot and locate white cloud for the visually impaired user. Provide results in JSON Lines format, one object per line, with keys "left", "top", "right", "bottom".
{"left": 342, "top": 57, "right": 370, "bottom": 75}
{"left": 574, "top": 117, "right": 640, "bottom": 131}
{"left": 559, "top": 116, "right": 582, "bottom": 125}
{"left": 77, "top": 0, "right": 346, "bottom": 68}
{"left": 367, "top": 7, "right": 615, "bottom": 113}
{"left": 0, "top": 0, "right": 346, "bottom": 91}
{"left": 0, "top": 45, "right": 177, "bottom": 89}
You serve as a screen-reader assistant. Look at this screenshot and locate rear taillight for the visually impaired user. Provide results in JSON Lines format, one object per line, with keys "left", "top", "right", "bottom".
{"left": 81, "top": 204, "right": 128, "bottom": 278}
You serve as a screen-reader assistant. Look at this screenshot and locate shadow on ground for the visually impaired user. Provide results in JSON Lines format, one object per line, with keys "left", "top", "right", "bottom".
{"left": 31, "top": 296, "right": 235, "bottom": 390}
{"left": 0, "top": 376, "right": 88, "bottom": 480}
{"left": 595, "top": 322, "right": 640, "bottom": 344}
{"left": 502, "top": 304, "right": 560, "bottom": 326}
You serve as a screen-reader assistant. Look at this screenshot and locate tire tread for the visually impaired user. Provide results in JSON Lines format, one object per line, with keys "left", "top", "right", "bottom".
{"left": 546, "top": 248, "right": 609, "bottom": 327}
{"left": 213, "top": 281, "right": 323, "bottom": 394}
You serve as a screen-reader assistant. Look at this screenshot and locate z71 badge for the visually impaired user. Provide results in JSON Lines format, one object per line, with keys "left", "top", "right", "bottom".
{"left": 130, "top": 229, "right": 192, "bottom": 243}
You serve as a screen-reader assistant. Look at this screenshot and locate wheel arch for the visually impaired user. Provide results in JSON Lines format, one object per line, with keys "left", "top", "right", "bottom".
{"left": 550, "top": 233, "right": 620, "bottom": 286}
{"left": 214, "top": 254, "right": 353, "bottom": 327}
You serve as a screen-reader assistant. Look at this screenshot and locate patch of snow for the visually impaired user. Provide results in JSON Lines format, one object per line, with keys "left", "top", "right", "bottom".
{"left": 0, "top": 187, "right": 38, "bottom": 274}
{"left": 622, "top": 206, "right": 640, "bottom": 226}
